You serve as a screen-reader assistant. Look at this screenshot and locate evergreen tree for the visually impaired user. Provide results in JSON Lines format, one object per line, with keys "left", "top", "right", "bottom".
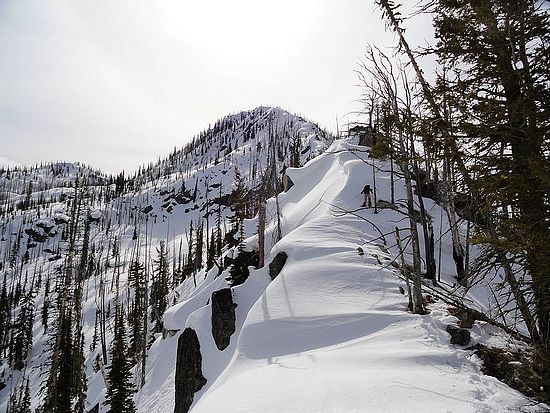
{"left": 41, "top": 275, "right": 50, "bottom": 333}
{"left": 194, "top": 223, "right": 204, "bottom": 272}
{"left": 42, "top": 179, "right": 82, "bottom": 413}
{"left": 128, "top": 260, "right": 146, "bottom": 363}
{"left": 433, "top": 0, "right": 550, "bottom": 348}
{"left": 104, "top": 305, "right": 136, "bottom": 413}
{"left": 0, "top": 276, "right": 9, "bottom": 349}
{"left": 9, "top": 228, "right": 22, "bottom": 269}
{"left": 184, "top": 221, "right": 195, "bottom": 279}
{"left": 12, "top": 291, "right": 34, "bottom": 371}
{"left": 228, "top": 168, "right": 247, "bottom": 251}
{"left": 215, "top": 188, "right": 223, "bottom": 257}
{"left": 74, "top": 332, "right": 88, "bottom": 413}
{"left": 42, "top": 308, "right": 75, "bottom": 413}
{"left": 149, "top": 241, "right": 169, "bottom": 333}
{"left": 20, "top": 378, "right": 31, "bottom": 413}
{"left": 206, "top": 230, "right": 216, "bottom": 271}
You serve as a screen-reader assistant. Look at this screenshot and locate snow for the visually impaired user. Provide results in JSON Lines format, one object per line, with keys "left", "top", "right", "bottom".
{"left": 0, "top": 108, "right": 545, "bottom": 413}
{"left": 136, "top": 137, "right": 544, "bottom": 412}
{"left": 187, "top": 139, "right": 541, "bottom": 413}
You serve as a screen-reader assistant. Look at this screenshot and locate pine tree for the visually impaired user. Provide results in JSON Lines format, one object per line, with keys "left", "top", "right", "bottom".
{"left": 45, "top": 308, "right": 75, "bottom": 413}
{"left": 41, "top": 275, "right": 50, "bottom": 333}
{"left": 9, "top": 228, "right": 22, "bottom": 269}
{"left": 42, "top": 179, "right": 82, "bottom": 413}
{"left": 128, "top": 260, "right": 146, "bottom": 363}
{"left": 433, "top": 0, "right": 550, "bottom": 348}
{"left": 215, "top": 188, "right": 223, "bottom": 257}
{"left": 185, "top": 221, "right": 195, "bottom": 279}
{"left": 104, "top": 304, "right": 136, "bottom": 413}
{"left": 149, "top": 241, "right": 169, "bottom": 333}
{"left": 12, "top": 290, "right": 34, "bottom": 371}
{"left": 206, "top": 230, "right": 216, "bottom": 271}
{"left": 228, "top": 168, "right": 247, "bottom": 250}
{"left": 20, "top": 378, "right": 31, "bottom": 413}
{"left": 195, "top": 223, "right": 204, "bottom": 272}
{"left": 0, "top": 275, "right": 9, "bottom": 350}
{"left": 73, "top": 332, "right": 88, "bottom": 413}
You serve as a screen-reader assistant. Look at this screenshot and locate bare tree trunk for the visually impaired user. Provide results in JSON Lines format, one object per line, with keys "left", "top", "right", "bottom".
{"left": 141, "top": 218, "right": 150, "bottom": 387}
{"left": 442, "top": 158, "right": 466, "bottom": 284}
{"left": 397, "top": 129, "right": 425, "bottom": 315}
{"left": 274, "top": 194, "right": 282, "bottom": 243}
{"left": 359, "top": 44, "right": 424, "bottom": 313}
{"left": 372, "top": 158, "right": 378, "bottom": 213}
{"left": 390, "top": 148, "right": 395, "bottom": 204}
{"left": 257, "top": 201, "right": 266, "bottom": 268}
{"left": 100, "top": 268, "right": 108, "bottom": 365}
{"left": 410, "top": 132, "right": 436, "bottom": 281}
{"left": 395, "top": 227, "right": 413, "bottom": 311}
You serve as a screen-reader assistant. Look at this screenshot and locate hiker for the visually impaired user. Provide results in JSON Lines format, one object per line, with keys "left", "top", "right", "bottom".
{"left": 361, "top": 184, "right": 372, "bottom": 208}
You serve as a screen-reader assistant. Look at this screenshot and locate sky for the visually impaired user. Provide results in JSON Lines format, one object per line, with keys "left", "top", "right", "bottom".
{"left": 0, "top": 0, "right": 434, "bottom": 173}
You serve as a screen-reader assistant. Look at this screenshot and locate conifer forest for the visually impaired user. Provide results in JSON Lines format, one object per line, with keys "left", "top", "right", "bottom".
{"left": 0, "top": 1, "right": 548, "bottom": 412}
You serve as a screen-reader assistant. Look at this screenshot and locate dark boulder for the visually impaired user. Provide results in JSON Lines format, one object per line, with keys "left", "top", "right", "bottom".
{"left": 223, "top": 255, "right": 234, "bottom": 270}
{"left": 54, "top": 216, "right": 68, "bottom": 225}
{"left": 174, "top": 328, "right": 207, "bottom": 413}
{"left": 211, "top": 289, "right": 236, "bottom": 351}
{"left": 268, "top": 251, "right": 288, "bottom": 281}
{"left": 283, "top": 175, "right": 294, "bottom": 192}
{"left": 25, "top": 228, "right": 48, "bottom": 243}
{"left": 141, "top": 205, "right": 154, "bottom": 214}
{"left": 227, "top": 250, "right": 259, "bottom": 286}
{"left": 175, "top": 192, "right": 193, "bottom": 205}
{"left": 36, "top": 221, "right": 55, "bottom": 233}
{"left": 212, "top": 193, "right": 231, "bottom": 207}
{"left": 446, "top": 325, "right": 471, "bottom": 346}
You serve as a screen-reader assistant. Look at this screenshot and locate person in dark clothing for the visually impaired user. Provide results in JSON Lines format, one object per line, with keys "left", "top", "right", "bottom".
{"left": 361, "top": 184, "right": 372, "bottom": 208}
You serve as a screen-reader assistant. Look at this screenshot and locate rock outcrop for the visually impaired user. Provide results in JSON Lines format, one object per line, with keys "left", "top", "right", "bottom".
{"left": 269, "top": 251, "right": 288, "bottom": 281}
{"left": 446, "top": 325, "right": 471, "bottom": 346}
{"left": 174, "top": 328, "right": 207, "bottom": 413}
{"left": 211, "top": 288, "right": 236, "bottom": 351}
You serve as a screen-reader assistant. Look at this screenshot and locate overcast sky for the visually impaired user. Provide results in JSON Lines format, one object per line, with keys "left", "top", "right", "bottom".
{"left": 0, "top": 0, "right": 433, "bottom": 173}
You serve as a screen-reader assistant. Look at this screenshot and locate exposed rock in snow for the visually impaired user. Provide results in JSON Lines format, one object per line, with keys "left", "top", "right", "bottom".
{"left": 268, "top": 251, "right": 288, "bottom": 281}
{"left": 0, "top": 107, "right": 546, "bottom": 413}
{"left": 446, "top": 324, "right": 472, "bottom": 346}
{"left": 174, "top": 328, "right": 207, "bottom": 413}
{"left": 211, "top": 289, "right": 236, "bottom": 351}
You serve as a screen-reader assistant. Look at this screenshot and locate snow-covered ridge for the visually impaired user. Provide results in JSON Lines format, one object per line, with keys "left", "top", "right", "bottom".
{"left": 139, "top": 138, "right": 543, "bottom": 412}
{"left": 0, "top": 106, "right": 332, "bottom": 412}
{"left": 0, "top": 107, "right": 545, "bottom": 412}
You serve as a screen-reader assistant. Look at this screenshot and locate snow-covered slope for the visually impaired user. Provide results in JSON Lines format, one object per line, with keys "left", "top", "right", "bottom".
{"left": 0, "top": 107, "right": 331, "bottom": 412}
{"left": 0, "top": 107, "right": 545, "bottom": 413}
{"left": 137, "top": 138, "right": 543, "bottom": 412}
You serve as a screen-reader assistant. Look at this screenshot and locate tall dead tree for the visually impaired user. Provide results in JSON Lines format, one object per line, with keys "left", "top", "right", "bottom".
{"left": 375, "top": 0, "right": 467, "bottom": 283}
{"left": 361, "top": 47, "right": 425, "bottom": 314}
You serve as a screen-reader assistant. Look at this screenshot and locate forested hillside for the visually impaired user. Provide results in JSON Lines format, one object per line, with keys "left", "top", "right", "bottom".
{"left": 0, "top": 1, "right": 549, "bottom": 412}
{"left": 0, "top": 107, "right": 331, "bottom": 412}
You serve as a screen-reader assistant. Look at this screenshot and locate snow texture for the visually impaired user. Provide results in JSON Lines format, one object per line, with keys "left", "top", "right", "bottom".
{"left": 0, "top": 107, "right": 545, "bottom": 413}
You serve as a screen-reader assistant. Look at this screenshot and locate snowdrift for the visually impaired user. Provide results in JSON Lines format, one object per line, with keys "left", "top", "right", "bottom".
{"left": 138, "top": 138, "right": 543, "bottom": 412}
